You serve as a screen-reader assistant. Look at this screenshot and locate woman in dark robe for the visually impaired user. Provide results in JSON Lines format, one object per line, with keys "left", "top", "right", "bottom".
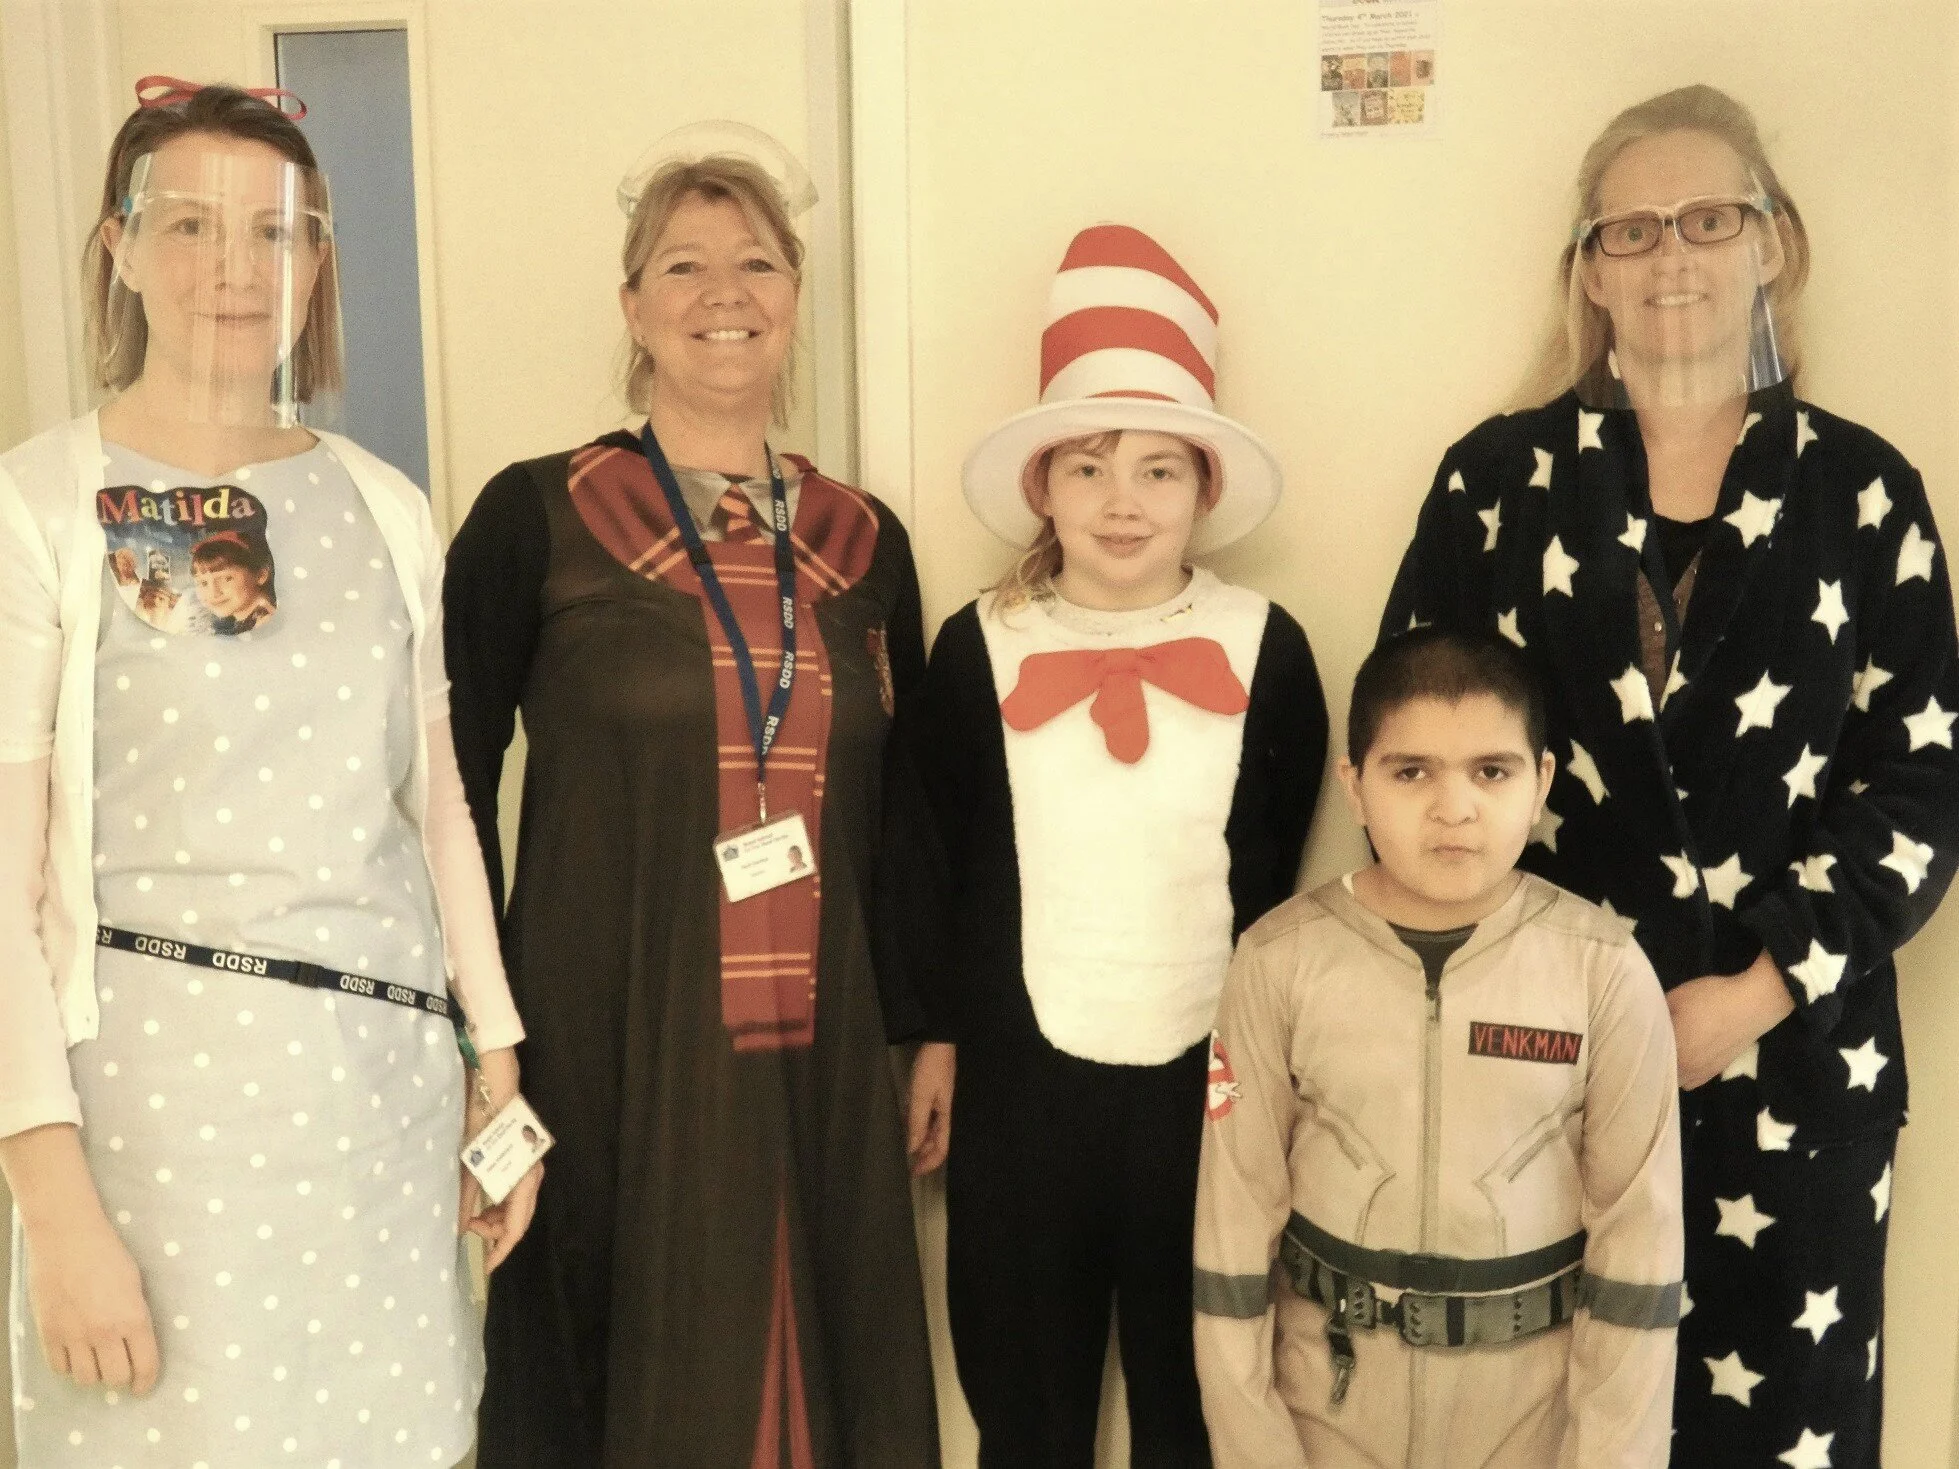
{"left": 444, "top": 141, "right": 944, "bottom": 1468}
{"left": 1382, "top": 85, "right": 1959, "bottom": 1467}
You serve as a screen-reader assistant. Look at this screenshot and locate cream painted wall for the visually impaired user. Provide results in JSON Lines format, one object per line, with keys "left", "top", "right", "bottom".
{"left": 113, "top": 0, "right": 821, "bottom": 531}
{"left": 0, "top": 30, "right": 31, "bottom": 449}
{"left": 901, "top": 2, "right": 1959, "bottom": 1466}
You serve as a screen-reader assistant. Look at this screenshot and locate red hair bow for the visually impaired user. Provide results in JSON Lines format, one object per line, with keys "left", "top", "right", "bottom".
{"left": 135, "top": 75, "right": 308, "bottom": 120}
{"left": 1001, "top": 638, "right": 1249, "bottom": 764}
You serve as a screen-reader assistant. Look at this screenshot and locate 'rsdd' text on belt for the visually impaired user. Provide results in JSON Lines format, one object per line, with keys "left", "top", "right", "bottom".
{"left": 95, "top": 924, "right": 453, "bottom": 1021}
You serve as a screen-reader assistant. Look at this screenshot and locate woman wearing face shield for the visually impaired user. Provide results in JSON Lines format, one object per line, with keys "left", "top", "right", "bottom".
{"left": 1382, "top": 84, "right": 1959, "bottom": 1466}
{"left": 0, "top": 81, "right": 536, "bottom": 1466}
{"left": 441, "top": 131, "right": 942, "bottom": 1465}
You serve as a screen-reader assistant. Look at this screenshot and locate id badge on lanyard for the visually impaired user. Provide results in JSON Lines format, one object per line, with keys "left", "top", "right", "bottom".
{"left": 640, "top": 424, "right": 816, "bottom": 903}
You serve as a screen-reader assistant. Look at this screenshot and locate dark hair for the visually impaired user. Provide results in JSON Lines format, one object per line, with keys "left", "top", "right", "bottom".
{"left": 1348, "top": 626, "right": 1547, "bottom": 764}
{"left": 85, "top": 84, "right": 341, "bottom": 398}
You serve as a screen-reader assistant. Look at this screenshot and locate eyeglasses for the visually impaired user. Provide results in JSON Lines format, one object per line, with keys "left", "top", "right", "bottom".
{"left": 1576, "top": 195, "right": 1773, "bottom": 258}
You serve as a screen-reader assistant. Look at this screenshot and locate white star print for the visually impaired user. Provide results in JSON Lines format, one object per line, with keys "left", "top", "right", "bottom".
{"left": 1796, "top": 410, "right": 1818, "bottom": 456}
{"left": 1542, "top": 536, "right": 1579, "bottom": 596}
{"left": 1478, "top": 503, "right": 1501, "bottom": 552}
{"left": 1782, "top": 746, "right": 1828, "bottom": 807}
{"left": 1756, "top": 1107, "right": 1795, "bottom": 1151}
{"left": 1578, "top": 411, "right": 1604, "bottom": 452}
{"left": 1705, "top": 1350, "right": 1765, "bottom": 1406}
{"left": 1903, "top": 696, "right": 1955, "bottom": 751}
{"left": 1702, "top": 853, "right": 1752, "bottom": 909}
{"left": 1618, "top": 513, "right": 1647, "bottom": 552}
{"left": 1408, "top": 612, "right": 1426, "bottom": 631}
{"left": 1661, "top": 853, "right": 1701, "bottom": 899}
{"left": 1790, "top": 940, "right": 1847, "bottom": 1002}
{"left": 1448, "top": 469, "right": 1466, "bottom": 493}
{"left": 1838, "top": 1037, "right": 1889, "bottom": 1092}
{"left": 1721, "top": 1042, "right": 1759, "bottom": 1081}
{"left": 1872, "top": 1162, "right": 1892, "bottom": 1222}
{"left": 1879, "top": 829, "right": 1934, "bottom": 892}
{"left": 1714, "top": 1193, "right": 1776, "bottom": 1248}
{"left": 1810, "top": 581, "right": 1849, "bottom": 643}
{"left": 1793, "top": 1287, "right": 1842, "bottom": 1345}
{"left": 1531, "top": 805, "right": 1563, "bottom": 853}
{"left": 1850, "top": 659, "right": 1892, "bottom": 713}
{"left": 1611, "top": 666, "right": 1655, "bottom": 723}
{"left": 1866, "top": 1334, "right": 1879, "bottom": 1381}
{"left": 1857, "top": 477, "right": 1892, "bottom": 530}
{"left": 1662, "top": 653, "right": 1686, "bottom": 708}
{"left": 1736, "top": 410, "right": 1762, "bottom": 445}
{"left": 1567, "top": 740, "right": 1608, "bottom": 804}
{"left": 1791, "top": 853, "right": 1837, "bottom": 893}
{"left": 1596, "top": 897, "right": 1637, "bottom": 937}
{"left": 1529, "top": 446, "right": 1554, "bottom": 488}
{"left": 1734, "top": 672, "right": 1792, "bottom": 736}
{"left": 1849, "top": 778, "right": 1870, "bottom": 795}
{"left": 1496, "top": 608, "right": 1526, "bottom": 647}
{"left": 1778, "top": 1428, "right": 1834, "bottom": 1469}
{"left": 1896, "top": 523, "right": 1936, "bottom": 585}
{"left": 1725, "top": 492, "right": 1782, "bottom": 548}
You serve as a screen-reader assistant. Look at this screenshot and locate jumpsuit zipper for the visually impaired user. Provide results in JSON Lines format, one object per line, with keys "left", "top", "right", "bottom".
{"left": 1409, "top": 963, "right": 1444, "bottom": 1466}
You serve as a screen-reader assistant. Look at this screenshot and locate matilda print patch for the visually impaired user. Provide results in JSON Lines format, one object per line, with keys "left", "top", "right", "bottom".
{"left": 98, "top": 483, "right": 277, "bottom": 636}
{"left": 1468, "top": 1022, "right": 1583, "bottom": 1065}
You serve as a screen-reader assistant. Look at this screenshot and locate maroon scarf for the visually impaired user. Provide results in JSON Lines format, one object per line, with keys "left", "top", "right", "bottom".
{"left": 566, "top": 442, "right": 879, "bottom": 1052}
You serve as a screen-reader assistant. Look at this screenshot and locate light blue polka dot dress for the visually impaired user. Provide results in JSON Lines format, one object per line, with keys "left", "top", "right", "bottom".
{"left": 10, "top": 442, "right": 481, "bottom": 1468}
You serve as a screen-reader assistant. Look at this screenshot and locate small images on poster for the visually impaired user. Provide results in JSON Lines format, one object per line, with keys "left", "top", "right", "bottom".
{"left": 1318, "top": 0, "right": 1441, "bottom": 138}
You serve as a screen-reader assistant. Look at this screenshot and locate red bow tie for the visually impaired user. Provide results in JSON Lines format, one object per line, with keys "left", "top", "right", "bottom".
{"left": 1000, "top": 638, "right": 1250, "bottom": 764}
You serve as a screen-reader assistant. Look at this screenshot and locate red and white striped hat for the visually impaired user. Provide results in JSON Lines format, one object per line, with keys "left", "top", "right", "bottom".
{"left": 962, "top": 223, "right": 1281, "bottom": 555}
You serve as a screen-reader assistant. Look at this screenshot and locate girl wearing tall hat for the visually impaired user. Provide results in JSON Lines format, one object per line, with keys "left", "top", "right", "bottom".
{"left": 0, "top": 80, "right": 535, "bottom": 1466}
{"left": 907, "top": 224, "right": 1328, "bottom": 1465}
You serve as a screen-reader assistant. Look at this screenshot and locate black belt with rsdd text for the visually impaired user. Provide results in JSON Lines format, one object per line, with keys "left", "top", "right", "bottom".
{"left": 95, "top": 924, "right": 453, "bottom": 1020}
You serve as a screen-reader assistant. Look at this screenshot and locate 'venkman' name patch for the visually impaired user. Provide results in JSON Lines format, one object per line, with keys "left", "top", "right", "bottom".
{"left": 1468, "top": 1022, "right": 1583, "bottom": 1065}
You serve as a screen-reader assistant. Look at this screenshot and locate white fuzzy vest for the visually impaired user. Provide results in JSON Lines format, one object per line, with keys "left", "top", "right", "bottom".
{"left": 981, "top": 568, "right": 1268, "bottom": 1064}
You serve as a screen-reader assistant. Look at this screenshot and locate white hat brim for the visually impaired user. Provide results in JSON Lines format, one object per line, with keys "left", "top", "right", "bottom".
{"left": 961, "top": 398, "right": 1282, "bottom": 556}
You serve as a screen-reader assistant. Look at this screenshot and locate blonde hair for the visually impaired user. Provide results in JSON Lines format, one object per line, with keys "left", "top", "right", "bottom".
{"left": 85, "top": 85, "right": 342, "bottom": 401}
{"left": 988, "top": 430, "right": 1214, "bottom": 611}
{"left": 620, "top": 155, "right": 804, "bottom": 424}
{"left": 1510, "top": 84, "right": 1810, "bottom": 412}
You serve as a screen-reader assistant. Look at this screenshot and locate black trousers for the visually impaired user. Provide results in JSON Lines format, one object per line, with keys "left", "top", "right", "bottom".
{"left": 945, "top": 1033, "right": 1212, "bottom": 1469}
{"left": 1672, "top": 1092, "right": 1896, "bottom": 1469}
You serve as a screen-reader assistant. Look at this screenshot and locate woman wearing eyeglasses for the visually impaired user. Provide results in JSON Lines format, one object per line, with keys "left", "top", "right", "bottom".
{"left": 1382, "top": 84, "right": 1959, "bottom": 1467}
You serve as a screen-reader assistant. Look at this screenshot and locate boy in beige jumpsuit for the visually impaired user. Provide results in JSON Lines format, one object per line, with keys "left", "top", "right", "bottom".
{"left": 1194, "top": 628, "right": 1682, "bottom": 1467}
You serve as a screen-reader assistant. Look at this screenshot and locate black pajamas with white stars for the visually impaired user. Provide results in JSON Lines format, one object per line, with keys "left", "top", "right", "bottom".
{"left": 1383, "top": 385, "right": 1959, "bottom": 1468}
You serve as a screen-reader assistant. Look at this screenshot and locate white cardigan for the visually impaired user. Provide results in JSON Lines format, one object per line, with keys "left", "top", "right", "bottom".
{"left": 0, "top": 413, "right": 522, "bottom": 1140}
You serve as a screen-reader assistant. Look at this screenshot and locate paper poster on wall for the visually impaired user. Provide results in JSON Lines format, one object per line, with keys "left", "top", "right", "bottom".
{"left": 1317, "top": 0, "right": 1440, "bottom": 138}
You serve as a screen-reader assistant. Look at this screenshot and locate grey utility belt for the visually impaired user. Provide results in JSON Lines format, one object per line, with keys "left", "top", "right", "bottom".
{"left": 1280, "top": 1211, "right": 1584, "bottom": 1406}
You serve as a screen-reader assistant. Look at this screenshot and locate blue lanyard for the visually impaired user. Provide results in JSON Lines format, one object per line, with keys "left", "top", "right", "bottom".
{"left": 640, "top": 423, "right": 797, "bottom": 820}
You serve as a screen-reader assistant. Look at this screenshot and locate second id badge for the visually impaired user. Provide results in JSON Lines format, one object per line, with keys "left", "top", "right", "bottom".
{"left": 715, "top": 811, "right": 817, "bottom": 903}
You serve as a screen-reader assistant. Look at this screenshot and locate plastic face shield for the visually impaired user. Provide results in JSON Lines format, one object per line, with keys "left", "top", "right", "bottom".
{"left": 1571, "top": 193, "right": 1787, "bottom": 410}
{"left": 105, "top": 149, "right": 342, "bottom": 427}
{"left": 617, "top": 120, "right": 817, "bottom": 219}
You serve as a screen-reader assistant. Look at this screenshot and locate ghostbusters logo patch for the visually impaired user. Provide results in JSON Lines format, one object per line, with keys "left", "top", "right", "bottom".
{"left": 1206, "top": 1031, "right": 1242, "bottom": 1120}
{"left": 1468, "top": 1022, "right": 1582, "bottom": 1066}
{"left": 98, "top": 483, "right": 278, "bottom": 637}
